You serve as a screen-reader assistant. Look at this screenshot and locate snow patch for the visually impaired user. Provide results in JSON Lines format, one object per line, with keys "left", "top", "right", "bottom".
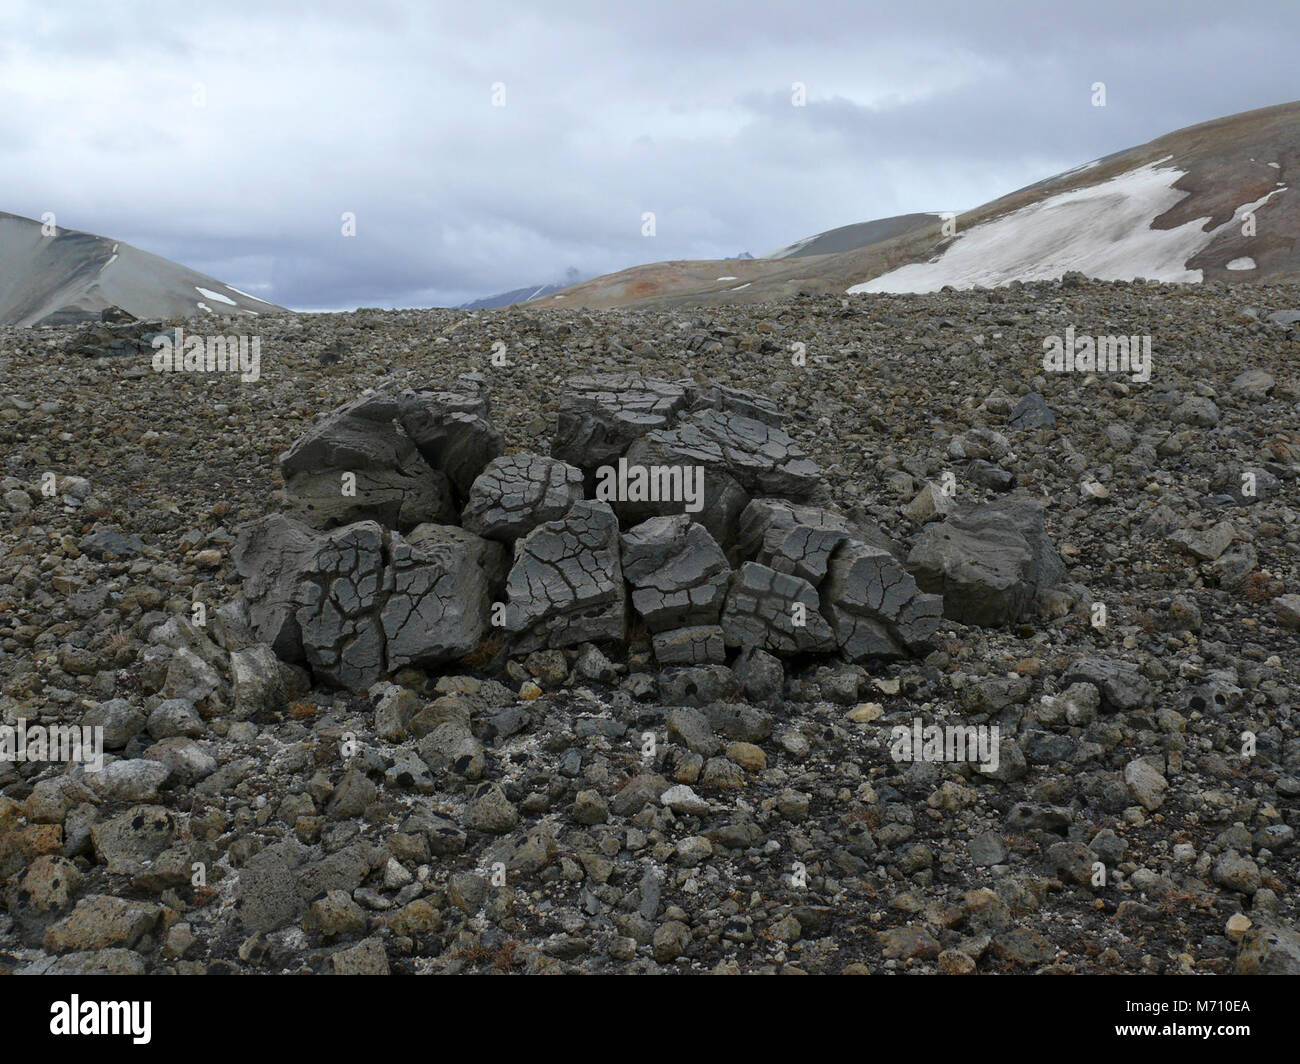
{"left": 849, "top": 162, "right": 1288, "bottom": 294}
{"left": 1226, "top": 257, "right": 1256, "bottom": 270}
{"left": 716, "top": 276, "right": 738, "bottom": 281}
{"left": 195, "top": 286, "right": 237, "bottom": 306}
{"left": 226, "top": 285, "right": 274, "bottom": 305}
{"left": 730, "top": 282, "right": 751, "bottom": 291}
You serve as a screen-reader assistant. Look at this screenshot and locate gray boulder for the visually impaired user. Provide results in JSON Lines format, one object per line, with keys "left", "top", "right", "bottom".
{"left": 461, "top": 452, "right": 584, "bottom": 542}
{"left": 504, "top": 501, "right": 626, "bottom": 652}
{"left": 618, "top": 409, "right": 823, "bottom": 546}
{"left": 231, "top": 513, "right": 321, "bottom": 660}
{"left": 293, "top": 521, "right": 389, "bottom": 689}
{"left": 551, "top": 373, "right": 695, "bottom": 473}
{"left": 821, "top": 541, "right": 943, "bottom": 661}
{"left": 652, "top": 626, "right": 727, "bottom": 666}
{"left": 279, "top": 393, "right": 455, "bottom": 531}
{"left": 629, "top": 408, "right": 822, "bottom": 500}
{"left": 621, "top": 515, "right": 731, "bottom": 632}
{"left": 738, "top": 499, "right": 855, "bottom": 584}
{"left": 236, "top": 515, "right": 503, "bottom": 689}
{"left": 720, "top": 562, "right": 836, "bottom": 654}
{"left": 381, "top": 524, "right": 499, "bottom": 670}
{"left": 396, "top": 384, "right": 503, "bottom": 498}
{"left": 906, "top": 497, "right": 1064, "bottom": 626}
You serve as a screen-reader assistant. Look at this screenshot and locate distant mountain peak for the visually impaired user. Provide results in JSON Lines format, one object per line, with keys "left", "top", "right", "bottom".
{"left": 546, "top": 100, "right": 1300, "bottom": 309}
{"left": 0, "top": 211, "right": 284, "bottom": 326}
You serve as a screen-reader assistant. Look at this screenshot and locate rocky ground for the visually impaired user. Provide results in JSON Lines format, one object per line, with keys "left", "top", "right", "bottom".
{"left": 2, "top": 276, "right": 1300, "bottom": 975}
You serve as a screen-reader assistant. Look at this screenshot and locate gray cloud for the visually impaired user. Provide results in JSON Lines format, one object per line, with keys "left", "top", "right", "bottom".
{"left": 2, "top": 0, "right": 1296, "bottom": 308}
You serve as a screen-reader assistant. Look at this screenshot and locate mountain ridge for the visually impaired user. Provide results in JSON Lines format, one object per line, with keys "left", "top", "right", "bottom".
{"left": 542, "top": 100, "right": 1300, "bottom": 310}
{"left": 0, "top": 211, "right": 284, "bottom": 326}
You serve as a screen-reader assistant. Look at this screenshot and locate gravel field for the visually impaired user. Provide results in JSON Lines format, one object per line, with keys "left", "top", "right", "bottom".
{"left": 2, "top": 277, "right": 1300, "bottom": 975}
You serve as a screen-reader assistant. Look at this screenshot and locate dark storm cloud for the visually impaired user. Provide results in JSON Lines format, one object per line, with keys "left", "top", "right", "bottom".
{"left": 1, "top": 0, "right": 1296, "bottom": 308}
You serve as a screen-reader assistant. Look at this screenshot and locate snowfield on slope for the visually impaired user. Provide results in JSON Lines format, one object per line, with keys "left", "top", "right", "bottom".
{"left": 849, "top": 161, "right": 1286, "bottom": 293}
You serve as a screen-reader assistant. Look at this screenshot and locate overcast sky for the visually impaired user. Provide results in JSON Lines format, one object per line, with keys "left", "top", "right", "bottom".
{"left": 3, "top": 1, "right": 1298, "bottom": 309}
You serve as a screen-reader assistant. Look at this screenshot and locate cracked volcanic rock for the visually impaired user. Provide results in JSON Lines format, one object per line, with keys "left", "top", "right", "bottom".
{"left": 720, "top": 561, "right": 836, "bottom": 653}
{"left": 461, "top": 452, "right": 584, "bottom": 542}
{"left": 621, "top": 515, "right": 731, "bottom": 632}
{"left": 906, "top": 496, "right": 1065, "bottom": 626}
{"left": 380, "top": 524, "right": 501, "bottom": 672}
{"left": 234, "top": 515, "right": 501, "bottom": 687}
{"left": 628, "top": 408, "right": 823, "bottom": 500}
{"left": 551, "top": 373, "right": 695, "bottom": 473}
{"left": 821, "top": 540, "right": 944, "bottom": 660}
{"left": 279, "top": 393, "right": 455, "bottom": 531}
{"left": 738, "top": 498, "right": 856, "bottom": 584}
{"left": 397, "top": 382, "right": 503, "bottom": 499}
{"left": 504, "top": 500, "right": 627, "bottom": 652}
{"left": 293, "top": 521, "right": 389, "bottom": 688}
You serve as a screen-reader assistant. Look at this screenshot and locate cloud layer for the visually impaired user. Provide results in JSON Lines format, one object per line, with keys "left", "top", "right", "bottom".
{"left": 3, "top": 0, "right": 1296, "bottom": 308}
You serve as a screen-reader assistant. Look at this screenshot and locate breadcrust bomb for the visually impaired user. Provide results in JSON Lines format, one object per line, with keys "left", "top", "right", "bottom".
{"left": 232, "top": 372, "right": 1043, "bottom": 688}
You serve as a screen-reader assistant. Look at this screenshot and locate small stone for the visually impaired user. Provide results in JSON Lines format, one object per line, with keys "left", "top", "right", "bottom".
{"left": 464, "top": 784, "right": 519, "bottom": 834}
{"left": 660, "top": 784, "right": 710, "bottom": 815}
{"left": 1124, "top": 758, "right": 1167, "bottom": 811}
{"left": 725, "top": 741, "right": 766, "bottom": 772}
{"left": 1226, "top": 913, "right": 1252, "bottom": 942}
{"left": 331, "top": 936, "right": 389, "bottom": 974}
{"left": 937, "top": 949, "right": 977, "bottom": 975}
{"left": 846, "top": 702, "right": 883, "bottom": 723}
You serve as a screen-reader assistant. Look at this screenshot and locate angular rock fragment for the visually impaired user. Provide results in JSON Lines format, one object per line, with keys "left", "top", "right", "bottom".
{"left": 230, "top": 644, "right": 287, "bottom": 720}
{"left": 621, "top": 515, "right": 730, "bottom": 632}
{"left": 1006, "top": 391, "right": 1056, "bottom": 430}
{"left": 397, "top": 383, "right": 503, "bottom": 498}
{"left": 551, "top": 373, "right": 695, "bottom": 472}
{"left": 904, "top": 482, "right": 957, "bottom": 524}
{"left": 821, "top": 541, "right": 943, "bottom": 661}
{"left": 652, "top": 625, "right": 727, "bottom": 666}
{"left": 504, "top": 501, "right": 626, "bottom": 652}
{"left": 279, "top": 393, "right": 455, "bottom": 531}
{"left": 720, "top": 562, "right": 835, "bottom": 654}
{"left": 461, "top": 452, "right": 584, "bottom": 541}
{"left": 732, "top": 646, "right": 784, "bottom": 702}
{"left": 293, "top": 521, "right": 388, "bottom": 689}
{"left": 1062, "top": 657, "right": 1153, "bottom": 712}
{"left": 381, "top": 524, "right": 498, "bottom": 670}
{"left": 906, "top": 497, "right": 1064, "bottom": 626}
{"left": 1168, "top": 520, "right": 1235, "bottom": 561}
